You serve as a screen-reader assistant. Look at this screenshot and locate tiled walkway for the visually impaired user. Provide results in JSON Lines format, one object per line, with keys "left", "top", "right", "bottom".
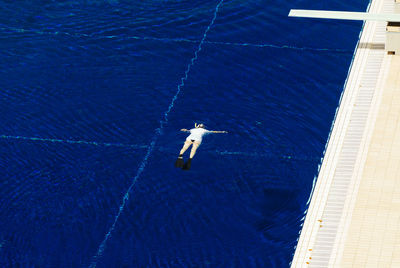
{"left": 340, "top": 55, "right": 400, "bottom": 268}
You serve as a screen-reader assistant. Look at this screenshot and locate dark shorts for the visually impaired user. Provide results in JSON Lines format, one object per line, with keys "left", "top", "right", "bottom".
{"left": 185, "top": 138, "right": 201, "bottom": 144}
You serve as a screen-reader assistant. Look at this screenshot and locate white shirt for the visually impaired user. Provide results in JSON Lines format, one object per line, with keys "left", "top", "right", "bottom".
{"left": 186, "top": 128, "right": 210, "bottom": 142}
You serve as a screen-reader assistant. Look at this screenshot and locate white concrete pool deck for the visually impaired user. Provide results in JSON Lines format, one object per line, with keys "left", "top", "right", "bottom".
{"left": 291, "top": 0, "right": 400, "bottom": 267}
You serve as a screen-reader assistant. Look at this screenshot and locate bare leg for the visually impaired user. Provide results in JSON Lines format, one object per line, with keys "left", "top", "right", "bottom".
{"left": 189, "top": 141, "right": 201, "bottom": 158}
{"left": 180, "top": 140, "right": 193, "bottom": 155}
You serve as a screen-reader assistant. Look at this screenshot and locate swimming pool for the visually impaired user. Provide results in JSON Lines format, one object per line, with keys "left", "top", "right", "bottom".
{"left": 0, "top": 0, "right": 368, "bottom": 266}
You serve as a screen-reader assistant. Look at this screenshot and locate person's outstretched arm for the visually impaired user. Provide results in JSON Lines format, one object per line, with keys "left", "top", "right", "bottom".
{"left": 181, "top": 129, "right": 190, "bottom": 132}
{"left": 209, "top": 130, "right": 228, "bottom": 133}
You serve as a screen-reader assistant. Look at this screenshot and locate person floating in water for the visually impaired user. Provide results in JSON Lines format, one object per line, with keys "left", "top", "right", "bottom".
{"left": 175, "top": 123, "right": 228, "bottom": 170}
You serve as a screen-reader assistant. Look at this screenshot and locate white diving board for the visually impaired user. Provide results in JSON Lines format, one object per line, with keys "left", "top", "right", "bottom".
{"left": 289, "top": 9, "right": 400, "bottom": 22}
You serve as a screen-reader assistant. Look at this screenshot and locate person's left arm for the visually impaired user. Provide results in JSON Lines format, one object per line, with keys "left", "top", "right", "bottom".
{"left": 209, "top": 130, "right": 228, "bottom": 133}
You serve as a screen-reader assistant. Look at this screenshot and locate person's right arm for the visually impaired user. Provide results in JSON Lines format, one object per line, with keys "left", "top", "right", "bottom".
{"left": 181, "top": 129, "right": 190, "bottom": 132}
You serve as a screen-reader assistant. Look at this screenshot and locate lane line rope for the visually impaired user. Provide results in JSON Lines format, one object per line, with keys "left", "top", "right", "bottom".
{"left": 0, "top": 26, "right": 352, "bottom": 54}
{"left": 0, "top": 134, "right": 147, "bottom": 149}
{"left": 0, "top": 135, "right": 320, "bottom": 161}
{"left": 0, "top": 134, "right": 319, "bottom": 162}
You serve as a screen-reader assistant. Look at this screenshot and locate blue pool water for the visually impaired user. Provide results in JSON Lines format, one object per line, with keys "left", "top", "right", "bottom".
{"left": 0, "top": 0, "right": 368, "bottom": 267}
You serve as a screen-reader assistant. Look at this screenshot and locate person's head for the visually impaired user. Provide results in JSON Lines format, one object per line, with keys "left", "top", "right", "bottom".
{"left": 195, "top": 123, "right": 205, "bottom": 129}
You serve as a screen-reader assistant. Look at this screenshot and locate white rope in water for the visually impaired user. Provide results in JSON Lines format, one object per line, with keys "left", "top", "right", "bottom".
{"left": 0, "top": 134, "right": 147, "bottom": 149}
{"left": 0, "top": 27, "right": 352, "bottom": 54}
{"left": 0, "top": 135, "right": 319, "bottom": 162}
{"left": 88, "top": 1, "right": 224, "bottom": 267}
{"left": 123, "top": 36, "right": 352, "bottom": 53}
